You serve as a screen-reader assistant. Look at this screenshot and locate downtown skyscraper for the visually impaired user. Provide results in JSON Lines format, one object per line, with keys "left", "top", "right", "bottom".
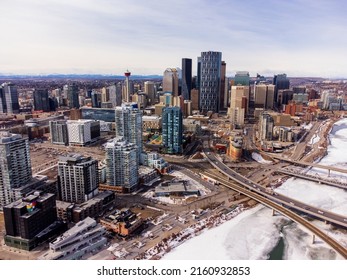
{"left": 66, "top": 83, "right": 80, "bottom": 109}
{"left": 199, "top": 51, "right": 222, "bottom": 112}
{"left": 162, "top": 68, "right": 180, "bottom": 96}
{"left": 181, "top": 58, "right": 192, "bottom": 101}
{"left": 273, "top": 74, "right": 290, "bottom": 105}
{"left": 33, "top": 88, "right": 50, "bottom": 112}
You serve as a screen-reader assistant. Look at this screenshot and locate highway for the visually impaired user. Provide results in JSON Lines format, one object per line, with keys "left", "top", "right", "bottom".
{"left": 203, "top": 141, "right": 347, "bottom": 228}
{"left": 202, "top": 171, "right": 347, "bottom": 259}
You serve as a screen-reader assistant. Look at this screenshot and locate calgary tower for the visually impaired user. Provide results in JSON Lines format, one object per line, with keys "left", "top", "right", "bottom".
{"left": 124, "top": 70, "right": 131, "bottom": 102}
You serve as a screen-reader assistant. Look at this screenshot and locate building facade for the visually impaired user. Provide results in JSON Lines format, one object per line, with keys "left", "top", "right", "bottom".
{"left": 33, "top": 89, "right": 50, "bottom": 112}
{"left": 49, "top": 120, "right": 69, "bottom": 145}
{"left": 254, "top": 84, "right": 275, "bottom": 109}
{"left": 162, "top": 107, "right": 183, "bottom": 154}
{"left": 234, "top": 71, "right": 250, "bottom": 86}
{"left": 67, "top": 119, "right": 100, "bottom": 146}
{"left": 66, "top": 84, "right": 80, "bottom": 109}
{"left": 115, "top": 103, "right": 142, "bottom": 163}
{"left": 229, "top": 86, "right": 250, "bottom": 127}
{"left": 273, "top": 74, "right": 290, "bottom": 105}
{"left": 0, "top": 82, "right": 20, "bottom": 114}
{"left": 163, "top": 68, "right": 180, "bottom": 97}
{"left": 199, "top": 51, "right": 222, "bottom": 112}
{"left": 105, "top": 137, "right": 139, "bottom": 192}
{"left": 3, "top": 192, "right": 58, "bottom": 251}
{"left": 0, "top": 132, "right": 32, "bottom": 209}
{"left": 58, "top": 154, "right": 99, "bottom": 204}
{"left": 181, "top": 58, "right": 192, "bottom": 101}
{"left": 259, "top": 112, "right": 274, "bottom": 141}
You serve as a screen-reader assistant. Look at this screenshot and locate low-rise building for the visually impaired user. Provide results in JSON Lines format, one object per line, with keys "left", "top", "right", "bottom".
{"left": 155, "top": 181, "right": 200, "bottom": 197}
{"left": 142, "top": 115, "right": 162, "bottom": 132}
{"left": 100, "top": 209, "right": 143, "bottom": 237}
{"left": 39, "top": 217, "right": 107, "bottom": 260}
{"left": 56, "top": 191, "right": 115, "bottom": 223}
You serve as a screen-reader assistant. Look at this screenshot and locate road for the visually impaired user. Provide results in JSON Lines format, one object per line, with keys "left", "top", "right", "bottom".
{"left": 203, "top": 172, "right": 347, "bottom": 259}
{"left": 203, "top": 140, "right": 347, "bottom": 228}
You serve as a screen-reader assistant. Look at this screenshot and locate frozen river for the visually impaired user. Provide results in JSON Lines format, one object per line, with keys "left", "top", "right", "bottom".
{"left": 163, "top": 119, "right": 347, "bottom": 260}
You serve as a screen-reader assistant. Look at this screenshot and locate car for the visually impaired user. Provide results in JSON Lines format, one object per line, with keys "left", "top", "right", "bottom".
{"left": 289, "top": 202, "right": 295, "bottom": 206}
{"left": 318, "top": 210, "right": 324, "bottom": 215}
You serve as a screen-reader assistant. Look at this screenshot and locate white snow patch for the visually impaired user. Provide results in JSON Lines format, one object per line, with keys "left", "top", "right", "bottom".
{"left": 251, "top": 152, "right": 272, "bottom": 164}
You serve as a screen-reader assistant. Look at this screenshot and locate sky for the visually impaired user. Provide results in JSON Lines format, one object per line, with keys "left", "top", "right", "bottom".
{"left": 1, "top": 0, "right": 347, "bottom": 77}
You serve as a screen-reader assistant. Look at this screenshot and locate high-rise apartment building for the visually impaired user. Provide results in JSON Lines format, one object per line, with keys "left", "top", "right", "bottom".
{"left": 66, "top": 84, "right": 80, "bottom": 109}
{"left": 163, "top": 68, "right": 180, "bottom": 96}
{"left": 259, "top": 112, "right": 274, "bottom": 141}
{"left": 199, "top": 51, "right": 222, "bottom": 112}
{"left": 49, "top": 120, "right": 69, "bottom": 145}
{"left": 229, "top": 86, "right": 250, "bottom": 127}
{"left": 162, "top": 107, "right": 183, "bottom": 154}
{"left": 181, "top": 58, "right": 192, "bottom": 101}
{"left": 0, "top": 82, "right": 20, "bottom": 114}
{"left": 58, "top": 154, "right": 99, "bottom": 203}
{"left": 105, "top": 137, "right": 139, "bottom": 192}
{"left": 0, "top": 132, "right": 32, "bottom": 209}
{"left": 33, "top": 88, "right": 50, "bottom": 112}
{"left": 67, "top": 119, "right": 100, "bottom": 146}
{"left": 115, "top": 103, "right": 142, "bottom": 162}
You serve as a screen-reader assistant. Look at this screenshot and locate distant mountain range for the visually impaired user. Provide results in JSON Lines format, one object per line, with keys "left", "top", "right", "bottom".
{"left": 0, "top": 73, "right": 345, "bottom": 81}
{"left": 0, "top": 74, "right": 163, "bottom": 80}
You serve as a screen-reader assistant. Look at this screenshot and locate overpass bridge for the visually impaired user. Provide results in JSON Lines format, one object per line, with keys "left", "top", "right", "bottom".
{"left": 202, "top": 140, "right": 347, "bottom": 258}
{"left": 269, "top": 154, "right": 347, "bottom": 176}
{"left": 203, "top": 171, "right": 347, "bottom": 259}
{"left": 277, "top": 169, "right": 347, "bottom": 190}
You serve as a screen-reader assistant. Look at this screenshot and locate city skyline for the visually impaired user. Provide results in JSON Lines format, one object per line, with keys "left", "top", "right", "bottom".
{"left": 1, "top": 0, "right": 347, "bottom": 77}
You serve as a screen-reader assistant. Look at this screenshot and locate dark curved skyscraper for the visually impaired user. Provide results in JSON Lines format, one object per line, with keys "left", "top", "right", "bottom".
{"left": 181, "top": 58, "right": 192, "bottom": 101}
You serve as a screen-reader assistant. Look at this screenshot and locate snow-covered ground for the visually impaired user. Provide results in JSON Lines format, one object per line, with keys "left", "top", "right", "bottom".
{"left": 163, "top": 118, "right": 347, "bottom": 260}
{"left": 252, "top": 152, "right": 272, "bottom": 164}
{"left": 276, "top": 178, "right": 347, "bottom": 216}
{"left": 302, "top": 122, "right": 313, "bottom": 130}
{"left": 142, "top": 170, "right": 211, "bottom": 205}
